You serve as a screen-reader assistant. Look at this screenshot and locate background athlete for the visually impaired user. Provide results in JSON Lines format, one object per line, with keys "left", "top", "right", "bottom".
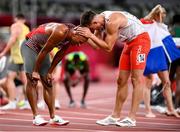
{"left": 62, "top": 51, "right": 89, "bottom": 108}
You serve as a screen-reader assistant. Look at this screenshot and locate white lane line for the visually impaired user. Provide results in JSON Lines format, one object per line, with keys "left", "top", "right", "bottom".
{"left": 0, "top": 120, "right": 179, "bottom": 131}
{"left": 0, "top": 124, "right": 99, "bottom": 132}
{"left": 5, "top": 110, "right": 107, "bottom": 117}
{"left": 87, "top": 97, "right": 114, "bottom": 105}
{"left": 0, "top": 116, "right": 179, "bottom": 127}
{"left": 4, "top": 110, "right": 180, "bottom": 123}
{"left": 87, "top": 106, "right": 168, "bottom": 118}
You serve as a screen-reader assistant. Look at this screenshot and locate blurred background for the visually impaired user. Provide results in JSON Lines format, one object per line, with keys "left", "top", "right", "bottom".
{"left": 0, "top": 0, "right": 180, "bottom": 81}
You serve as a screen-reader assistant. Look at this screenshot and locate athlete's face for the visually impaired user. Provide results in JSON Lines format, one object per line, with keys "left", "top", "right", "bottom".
{"left": 161, "top": 11, "right": 166, "bottom": 22}
{"left": 89, "top": 15, "right": 104, "bottom": 31}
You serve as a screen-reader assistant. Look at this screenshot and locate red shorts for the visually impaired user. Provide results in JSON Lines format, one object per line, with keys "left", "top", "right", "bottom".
{"left": 119, "top": 32, "right": 150, "bottom": 70}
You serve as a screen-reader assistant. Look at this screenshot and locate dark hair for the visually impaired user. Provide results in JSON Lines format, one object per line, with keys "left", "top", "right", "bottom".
{"left": 15, "top": 13, "right": 25, "bottom": 19}
{"left": 80, "top": 10, "right": 96, "bottom": 27}
{"left": 74, "top": 53, "right": 80, "bottom": 61}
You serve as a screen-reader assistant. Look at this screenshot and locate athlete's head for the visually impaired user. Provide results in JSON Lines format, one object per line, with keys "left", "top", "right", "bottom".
{"left": 145, "top": 4, "right": 166, "bottom": 23}
{"left": 80, "top": 10, "right": 105, "bottom": 31}
{"left": 14, "top": 13, "right": 26, "bottom": 23}
{"left": 73, "top": 53, "right": 81, "bottom": 64}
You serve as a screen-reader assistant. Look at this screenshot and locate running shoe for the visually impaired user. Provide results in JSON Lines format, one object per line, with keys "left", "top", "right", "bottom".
{"left": 80, "top": 100, "right": 87, "bottom": 108}
{"left": 19, "top": 100, "right": 31, "bottom": 110}
{"left": 33, "top": 115, "right": 48, "bottom": 126}
{"left": 96, "top": 115, "right": 119, "bottom": 126}
{"left": 68, "top": 100, "right": 76, "bottom": 108}
{"left": 0, "top": 101, "right": 16, "bottom": 110}
{"left": 17, "top": 100, "right": 25, "bottom": 107}
{"left": 116, "top": 117, "right": 136, "bottom": 127}
{"left": 49, "top": 115, "right": 69, "bottom": 126}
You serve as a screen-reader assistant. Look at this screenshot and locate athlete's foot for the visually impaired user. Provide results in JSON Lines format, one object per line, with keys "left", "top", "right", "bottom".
{"left": 19, "top": 100, "right": 31, "bottom": 110}
{"left": 0, "top": 101, "right": 16, "bottom": 110}
{"left": 33, "top": 115, "right": 48, "bottom": 126}
{"left": 176, "top": 108, "right": 180, "bottom": 114}
{"left": 145, "top": 112, "right": 156, "bottom": 118}
{"left": 49, "top": 115, "right": 69, "bottom": 126}
{"left": 165, "top": 110, "right": 180, "bottom": 118}
{"left": 68, "top": 100, "right": 76, "bottom": 108}
{"left": 96, "top": 115, "right": 120, "bottom": 126}
{"left": 80, "top": 100, "right": 87, "bottom": 108}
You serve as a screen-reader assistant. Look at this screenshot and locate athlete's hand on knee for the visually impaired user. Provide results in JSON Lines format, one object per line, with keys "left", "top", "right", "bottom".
{"left": 45, "top": 73, "right": 53, "bottom": 87}
{"left": 47, "top": 73, "right": 52, "bottom": 83}
{"left": 31, "top": 72, "right": 40, "bottom": 87}
{"left": 32, "top": 71, "right": 40, "bottom": 80}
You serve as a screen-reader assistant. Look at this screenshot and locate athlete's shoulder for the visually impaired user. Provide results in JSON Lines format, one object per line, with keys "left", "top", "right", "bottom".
{"left": 11, "top": 22, "right": 21, "bottom": 29}
{"left": 45, "top": 23, "right": 69, "bottom": 34}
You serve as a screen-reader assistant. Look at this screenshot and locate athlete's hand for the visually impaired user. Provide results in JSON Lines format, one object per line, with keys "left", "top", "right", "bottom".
{"left": 76, "top": 27, "right": 92, "bottom": 38}
{"left": 31, "top": 72, "right": 40, "bottom": 87}
{"left": 43, "top": 73, "right": 53, "bottom": 88}
{"left": 46, "top": 73, "right": 53, "bottom": 85}
{"left": 32, "top": 71, "right": 40, "bottom": 81}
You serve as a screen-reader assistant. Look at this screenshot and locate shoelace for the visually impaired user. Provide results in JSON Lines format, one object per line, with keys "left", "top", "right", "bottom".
{"left": 53, "top": 116, "right": 63, "bottom": 123}
{"left": 119, "top": 119, "right": 135, "bottom": 126}
{"left": 103, "top": 116, "right": 116, "bottom": 123}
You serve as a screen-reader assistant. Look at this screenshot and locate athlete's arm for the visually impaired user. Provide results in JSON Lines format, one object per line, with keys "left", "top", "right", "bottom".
{"left": 87, "top": 39, "right": 100, "bottom": 49}
{"left": 77, "top": 14, "right": 125, "bottom": 52}
{"left": 0, "top": 24, "right": 21, "bottom": 57}
{"left": 48, "top": 44, "right": 69, "bottom": 74}
{"left": 89, "top": 25, "right": 118, "bottom": 52}
{"left": 83, "top": 60, "right": 89, "bottom": 73}
{"left": 33, "top": 25, "right": 68, "bottom": 73}
{"left": 86, "top": 30, "right": 103, "bottom": 49}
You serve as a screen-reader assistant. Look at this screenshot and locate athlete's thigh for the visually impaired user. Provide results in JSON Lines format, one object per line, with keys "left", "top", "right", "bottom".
{"left": 21, "top": 43, "right": 37, "bottom": 74}
{"left": 39, "top": 54, "right": 51, "bottom": 77}
{"left": 119, "top": 52, "right": 130, "bottom": 71}
{"left": 130, "top": 44, "right": 147, "bottom": 70}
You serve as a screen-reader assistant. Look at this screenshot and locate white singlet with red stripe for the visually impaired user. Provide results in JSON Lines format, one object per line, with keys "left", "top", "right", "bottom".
{"left": 101, "top": 11, "right": 145, "bottom": 42}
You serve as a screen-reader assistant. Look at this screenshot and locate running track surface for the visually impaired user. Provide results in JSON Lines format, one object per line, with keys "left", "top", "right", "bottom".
{"left": 0, "top": 67, "right": 180, "bottom": 131}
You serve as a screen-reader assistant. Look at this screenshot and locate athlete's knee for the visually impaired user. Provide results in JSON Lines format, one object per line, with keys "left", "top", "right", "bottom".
{"left": 117, "top": 76, "right": 128, "bottom": 87}
{"left": 26, "top": 73, "right": 38, "bottom": 87}
{"left": 7, "top": 72, "right": 16, "bottom": 80}
{"left": 131, "top": 75, "right": 145, "bottom": 86}
{"left": 162, "top": 80, "right": 171, "bottom": 89}
{"left": 40, "top": 76, "right": 52, "bottom": 89}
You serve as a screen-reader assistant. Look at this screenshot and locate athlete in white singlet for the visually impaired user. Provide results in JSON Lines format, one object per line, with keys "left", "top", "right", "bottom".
{"left": 77, "top": 10, "right": 151, "bottom": 127}
{"left": 101, "top": 11, "right": 144, "bottom": 42}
